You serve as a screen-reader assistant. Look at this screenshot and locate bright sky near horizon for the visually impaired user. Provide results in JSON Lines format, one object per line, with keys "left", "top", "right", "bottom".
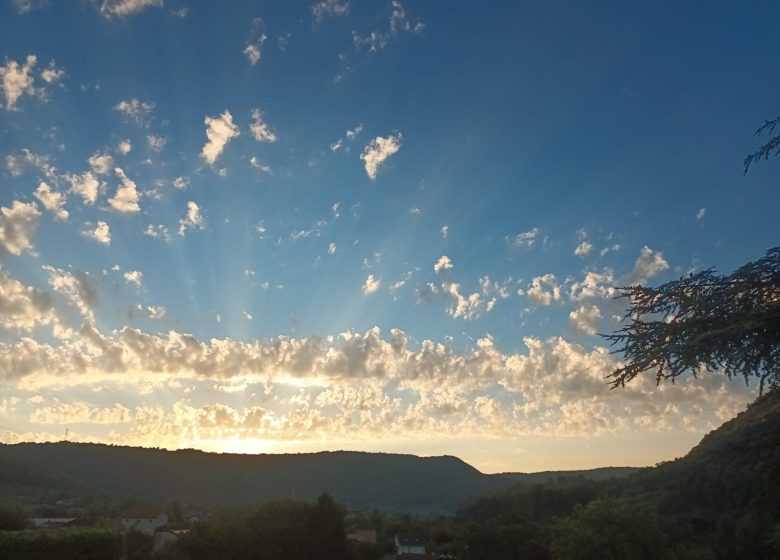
{"left": 0, "top": 0, "right": 777, "bottom": 473}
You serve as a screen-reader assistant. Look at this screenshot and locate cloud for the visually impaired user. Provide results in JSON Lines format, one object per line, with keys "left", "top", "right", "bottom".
{"left": 88, "top": 152, "right": 114, "bottom": 175}
{"left": 0, "top": 270, "right": 59, "bottom": 333}
{"left": 363, "top": 274, "right": 381, "bottom": 294}
{"left": 201, "top": 110, "right": 239, "bottom": 165}
{"left": 172, "top": 176, "right": 189, "bottom": 190}
{"left": 30, "top": 401, "right": 132, "bottom": 424}
{"left": 569, "top": 304, "right": 602, "bottom": 335}
{"left": 249, "top": 156, "right": 272, "bottom": 173}
{"left": 147, "top": 306, "right": 166, "bottom": 320}
{"left": 0, "top": 55, "right": 37, "bottom": 110}
{"left": 114, "top": 98, "right": 155, "bottom": 126}
{"left": 147, "top": 134, "right": 167, "bottom": 152}
{"left": 249, "top": 108, "right": 277, "bottom": 142}
{"left": 569, "top": 269, "right": 617, "bottom": 302}
{"left": 574, "top": 240, "right": 593, "bottom": 257}
{"left": 361, "top": 133, "right": 402, "bottom": 179}
{"left": 330, "top": 124, "right": 363, "bottom": 153}
{"left": 108, "top": 168, "right": 141, "bottom": 213}
{"left": 696, "top": 208, "right": 706, "bottom": 220}
{"left": 352, "top": 1, "right": 424, "bottom": 53}
{"left": 0, "top": 201, "right": 40, "bottom": 256}
{"left": 624, "top": 246, "right": 669, "bottom": 285}
{"left": 178, "top": 201, "right": 204, "bottom": 236}
{"left": 40, "top": 62, "right": 65, "bottom": 85}
{"left": 43, "top": 265, "right": 97, "bottom": 320}
{"left": 84, "top": 221, "right": 111, "bottom": 245}
{"left": 67, "top": 171, "right": 102, "bottom": 205}
{"left": 440, "top": 225, "right": 449, "bottom": 238}
{"left": 124, "top": 270, "right": 143, "bottom": 287}
{"left": 443, "top": 282, "right": 493, "bottom": 320}
{"left": 433, "top": 255, "right": 453, "bottom": 274}
{"left": 144, "top": 224, "right": 170, "bottom": 241}
{"left": 527, "top": 274, "right": 561, "bottom": 306}
{"left": 99, "top": 0, "right": 163, "bottom": 19}
{"left": 328, "top": 242, "right": 336, "bottom": 255}
{"left": 312, "top": 0, "right": 350, "bottom": 22}
{"left": 33, "top": 182, "right": 68, "bottom": 221}
{"left": 6, "top": 149, "right": 55, "bottom": 178}
{"left": 13, "top": 0, "right": 49, "bottom": 14}
{"left": 116, "top": 139, "right": 132, "bottom": 155}
{"left": 511, "top": 227, "right": 539, "bottom": 248}
{"left": 243, "top": 311, "right": 253, "bottom": 321}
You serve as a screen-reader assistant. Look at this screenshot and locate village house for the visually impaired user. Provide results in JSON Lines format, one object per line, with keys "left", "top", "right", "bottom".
{"left": 119, "top": 505, "right": 168, "bottom": 535}
{"left": 395, "top": 534, "right": 426, "bottom": 555}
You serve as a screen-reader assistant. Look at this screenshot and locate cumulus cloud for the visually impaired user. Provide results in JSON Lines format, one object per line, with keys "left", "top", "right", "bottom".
{"left": 527, "top": 274, "right": 561, "bottom": 306}
{"left": 99, "top": 0, "right": 163, "bottom": 19}
{"left": 147, "top": 305, "right": 166, "bottom": 320}
{"left": 124, "top": 270, "right": 143, "bottom": 287}
{"left": 117, "top": 139, "right": 132, "bottom": 155}
{"left": 0, "top": 55, "right": 37, "bottom": 110}
{"left": 440, "top": 225, "right": 449, "bottom": 238}
{"left": 360, "top": 133, "right": 402, "bottom": 179}
{"left": 312, "top": 0, "right": 350, "bottom": 22}
{"left": 30, "top": 401, "right": 131, "bottom": 424}
{"left": 144, "top": 224, "right": 170, "bottom": 241}
{"left": 569, "top": 269, "right": 617, "bottom": 302}
{"left": 43, "top": 265, "right": 97, "bottom": 320}
{"left": 624, "top": 246, "right": 669, "bottom": 285}
{"left": 696, "top": 208, "right": 706, "bottom": 220}
{"left": 249, "top": 108, "right": 277, "bottom": 142}
{"left": 443, "top": 282, "right": 493, "bottom": 320}
{"left": 33, "top": 181, "right": 68, "bottom": 221}
{"left": 244, "top": 44, "right": 261, "bottom": 65}
{"left": 172, "top": 176, "right": 189, "bottom": 190}
{"left": 353, "top": 0, "right": 424, "bottom": 52}
{"left": 147, "top": 134, "right": 167, "bottom": 152}
{"left": 0, "top": 200, "right": 40, "bottom": 256}
{"left": 363, "top": 274, "right": 381, "bottom": 294}
{"left": 328, "top": 242, "right": 336, "bottom": 255}
{"left": 83, "top": 221, "right": 111, "bottom": 245}
{"left": 201, "top": 110, "right": 239, "bottom": 165}
{"left": 0, "top": 270, "right": 59, "bottom": 333}
{"left": 512, "top": 227, "right": 539, "bottom": 248}
{"left": 108, "top": 168, "right": 141, "bottom": 213}
{"left": 178, "top": 201, "right": 204, "bottom": 236}
{"left": 433, "top": 255, "right": 453, "bottom": 274}
{"left": 114, "top": 98, "right": 155, "bottom": 126}
{"left": 88, "top": 152, "right": 114, "bottom": 175}
{"left": 569, "top": 304, "right": 602, "bottom": 335}
{"left": 67, "top": 171, "right": 102, "bottom": 205}
{"left": 574, "top": 240, "right": 593, "bottom": 257}
{"left": 6, "top": 149, "right": 55, "bottom": 178}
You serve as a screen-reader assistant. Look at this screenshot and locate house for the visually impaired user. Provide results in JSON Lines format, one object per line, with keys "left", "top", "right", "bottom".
{"left": 395, "top": 534, "right": 426, "bottom": 555}
{"left": 347, "top": 528, "right": 377, "bottom": 543}
{"left": 30, "top": 517, "right": 78, "bottom": 529}
{"left": 119, "top": 505, "right": 168, "bottom": 535}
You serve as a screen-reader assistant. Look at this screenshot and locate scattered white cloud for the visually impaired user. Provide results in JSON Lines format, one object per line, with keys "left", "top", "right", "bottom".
{"left": 243, "top": 310, "right": 253, "bottom": 321}
{"left": 99, "top": 0, "right": 163, "bottom": 19}
{"left": 147, "top": 134, "right": 167, "bottom": 152}
{"left": 410, "top": 206, "right": 420, "bottom": 215}
{"left": 13, "top": 0, "right": 49, "bottom": 14}
{"left": 624, "top": 246, "right": 669, "bottom": 285}
{"left": 440, "top": 225, "right": 449, "bottom": 238}
{"left": 328, "top": 242, "right": 336, "bottom": 255}
{"left": 33, "top": 182, "right": 68, "bottom": 221}
{"left": 30, "top": 401, "right": 131, "bottom": 424}
{"left": 443, "top": 282, "right": 493, "bottom": 320}
{"left": 527, "top": 274, "right": 561, "bottom": 306}
{"left": 0, "top": 269, "right": 60, "bottom": 333}
{"left": 249, "top": 108, "right": 277, "bottom": 142}
{"left": 83, "top": 221, "right": 111, "bottom": 245}
{"left": 574, "top": 240, "right": 593, "bottom": 257}
{"left": 201, "top": 110, "right": 239, "bottom": 165}
{"left": 172, "top": 176, "right": 190, "bottom": 189}
{"left": 6, "top": 149, "right": 55, "bottom": 178}
{"left": 512, "top": 227, "right": 539, "bottom": 248}
{"left": 361, "top": 133, "right": 402, "bottom": 179}
{"left": 249, "top": 156, "right": 272, "bottom": 173}
{"left": 123, "top": 270, "right": 143, "bottom": 287}
{"left": 569, "top": 304, "right": 602, "bottom": 335}
{"left": 0, "top": 201, "right": 40, "bottom": 256}
{"left": 696, "top": 208, "right": 706, "bottom": 220}
{"left": 108, "top": 168, "right": 141, "bottom": 213}
{"left": 43, "top": 265, "right": 97, "bottom": 319}
{"left": 40, "top": 62, "right": 64, "bottom": 85}
{"left": 67, "top": 171, "right": 102, "bottom": 205}
{"left": 116, "top": 139, "right": 132, "bottom": 155}
{"left": 0, "top": 55, "right": 37, "bottom": 110}
{"left": 114, "top": 98, "right": 155, "bottom": 126}
{"left": 363, "top": 274, "right": 381, "bottom": 294}
{"left": 147, "top": 305, "right": 166, "bottom": 320}
{"left": 312, "top": 0, "right": 350, "bottom": 22}
{"left": 178, "top": 201, "right": 204, "bottom": 236}
{"left": 569, "top": 269, "right": 617, "bottom": 302}
{"left": 353, "top": 0, "right": 424, "bottom": 53}
{"left": 433, "top": 255, "right": 453, "bottom": 274}
{"left": 144, "top": 224, "right": 170, "bottom": 241}
{"left": 88, "top": 152, "right": 114, "bottom": 175}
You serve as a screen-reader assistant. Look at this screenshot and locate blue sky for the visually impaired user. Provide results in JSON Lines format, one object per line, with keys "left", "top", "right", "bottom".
{"left": 0, "top": 0, "right": 777, "bottom": 472}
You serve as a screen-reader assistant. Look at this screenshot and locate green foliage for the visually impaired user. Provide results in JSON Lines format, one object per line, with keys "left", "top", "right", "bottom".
{"left": 0, "top": 527, "right": 122, "bottom": 560}
{"left": 0, "top": 502, "right": 29, "bottom": 531}
{"left": 605, "top": 246, "right": 780, "bottom": 392}
{"left": 124, "top": 529, "right": 154, "bottom": 560}
{"left": 550, "top": 499, "right": 665, "bottom": 560}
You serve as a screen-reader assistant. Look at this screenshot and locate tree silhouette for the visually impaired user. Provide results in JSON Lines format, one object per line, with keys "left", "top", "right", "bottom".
{"left": 744, "top": 117, "right": 780, "bottom": 173}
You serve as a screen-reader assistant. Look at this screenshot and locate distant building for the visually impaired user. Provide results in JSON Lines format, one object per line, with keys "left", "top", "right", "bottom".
{"left": 347, "top": 528, "right": 377, "bottom": 543}
{"left": 30, "top": 517, "right": 78, "bottom": 529}
{"left": 119, "top": 506, "right": 168, "bottom": 535}
{"left": 395, "top": 534, "right": 426, "bottom": 555}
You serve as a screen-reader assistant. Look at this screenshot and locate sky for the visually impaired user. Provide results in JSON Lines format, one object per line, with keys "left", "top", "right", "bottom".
{"left": 0, "top": 0, "right": 777, "bottom": 473}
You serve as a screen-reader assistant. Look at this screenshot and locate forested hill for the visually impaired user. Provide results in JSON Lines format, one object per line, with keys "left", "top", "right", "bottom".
{"left": 0, "top": 445, "right": 518, "bottom": 513}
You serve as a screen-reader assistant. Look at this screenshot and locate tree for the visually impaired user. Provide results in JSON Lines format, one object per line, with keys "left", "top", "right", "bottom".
{"left": 604, "top": 247, "right": 780, "bottom": 393}
{"left": 744, "top": 117, "right": 780, "bottom": 173}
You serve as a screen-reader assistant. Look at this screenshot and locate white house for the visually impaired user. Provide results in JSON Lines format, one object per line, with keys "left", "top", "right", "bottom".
{"left": 120, "top": 506, "right": 168, "bottom": 535}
